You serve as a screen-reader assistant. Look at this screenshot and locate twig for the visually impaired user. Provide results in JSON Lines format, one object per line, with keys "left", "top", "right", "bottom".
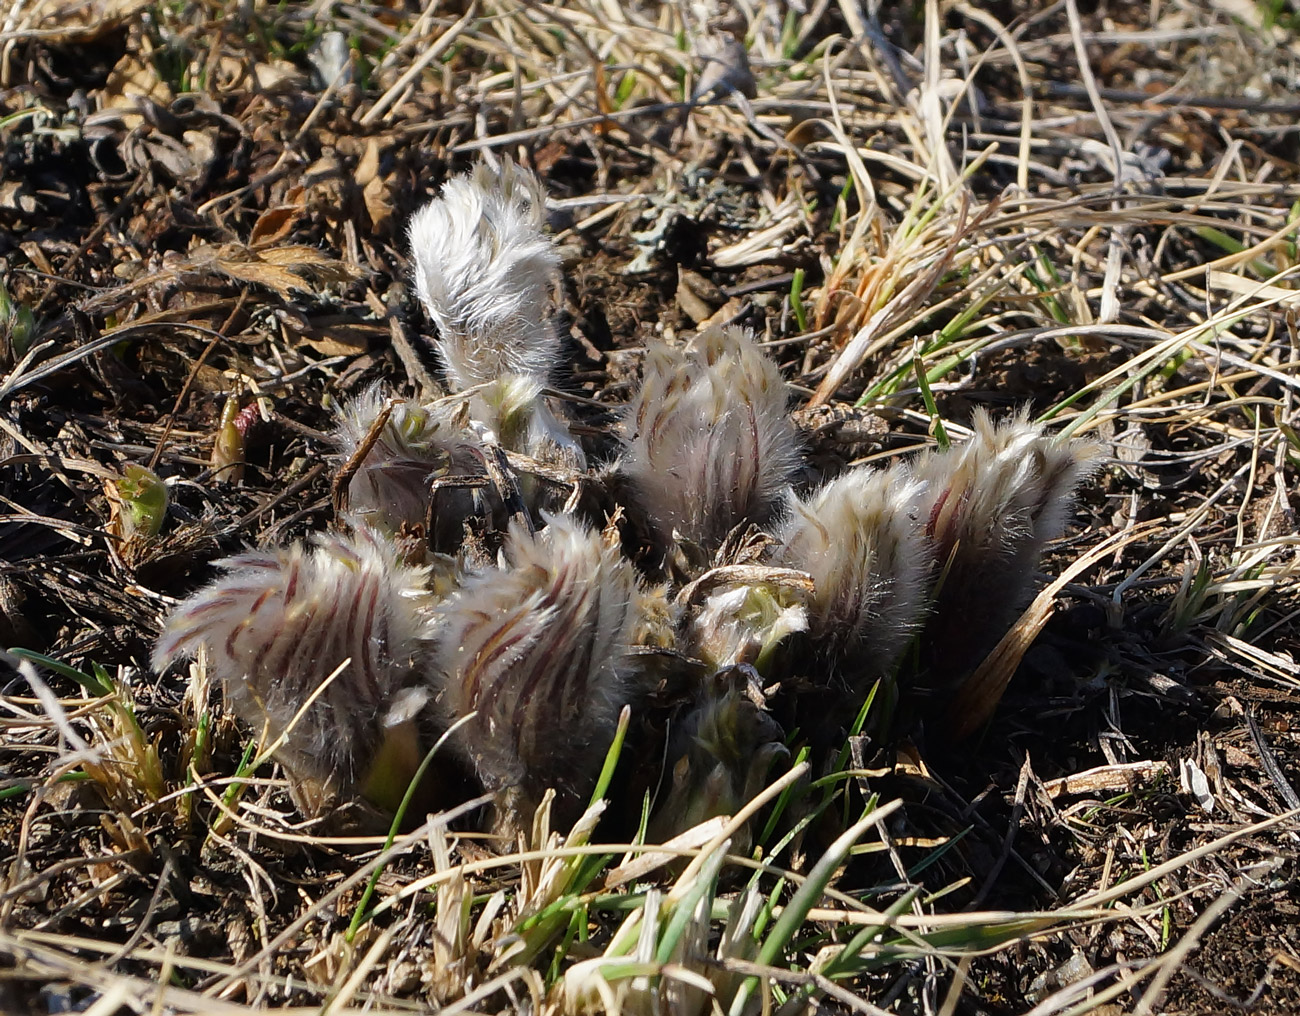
{"left": 1244, "top": 706, "right": 1300, "bottom": 812}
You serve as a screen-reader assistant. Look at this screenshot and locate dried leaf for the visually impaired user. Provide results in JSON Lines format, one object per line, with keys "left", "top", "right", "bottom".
{"left": 363, "top": 173, "right": 393, "bottom": 234}
{"left": 188, "top": 242, "right": 357, "bottom": 298}
{"left": 251, "top": 59, "right": 306, "bottom": 93}
{"left": 354, "top": 138, "right": 381, "bottom": 187}
{"left": 100, "top": 44, "right": 172, "bottom": 122}
{"left": 300, "top": 325, "right": 378, "bottom": 356}
{"left": 14, "top": 0, "right": 150, "bottom": 45}
{"left": 248, "top": 188, "right": 306, "bottom": 248}
{"left": 676, "top": 267, "right": 723, "bottom": 324}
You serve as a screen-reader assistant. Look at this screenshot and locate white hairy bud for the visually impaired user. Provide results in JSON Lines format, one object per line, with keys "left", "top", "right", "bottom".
{"left": 431, "top": 513, "right": 655, "bottom": 829}
{"left": 622, "top": 325, "right": 800, "bottom": 551}
{"left": 152, "top": 522, "right": 435, "bottom": 811}
{"left": 408, "top": 161, "right": 561, "bottom": 392}
{"left": 911, "top": 410, "right": 1097, "bottom": 679}
{"left": 774, "top": 464, "right": 929, "bottom": 685}
{"left": 332, "top": 382, "right": 474, "bottom": 535}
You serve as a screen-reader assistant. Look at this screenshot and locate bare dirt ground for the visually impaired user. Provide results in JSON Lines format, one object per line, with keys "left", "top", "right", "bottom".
{"left": 2, "top": 1, "right": 1300, "bottom": 1014}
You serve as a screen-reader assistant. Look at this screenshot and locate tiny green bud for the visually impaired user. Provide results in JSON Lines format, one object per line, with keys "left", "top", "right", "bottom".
{"left": 114, "top": 465, "right": 169, "bottom": 540}
{"left": 210, "top": 396, "right": 246, "bottom": 483}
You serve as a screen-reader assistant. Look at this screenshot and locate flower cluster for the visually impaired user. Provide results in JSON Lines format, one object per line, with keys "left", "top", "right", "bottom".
{"left": 154, "top": 162, "right": 1096, "bottom": 838}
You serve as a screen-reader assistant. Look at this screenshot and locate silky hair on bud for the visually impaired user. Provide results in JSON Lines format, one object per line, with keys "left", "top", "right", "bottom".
{"left": 622, "top": 325, "right": 800, "bottom": 550}
{"left": 408, "top": 161, "right": 561, "bottom": 392}
{"left": 432, "top": 512, "right": 651, "bottom": 829}
{"left": 912, "top": 409, "right": 1098, "bottom": 680}
{"left": 468, "top": 374, "right": 586, "bottom": 472}
{"left": 914, "top": 410, "right": 1096, "bottom": 560}
{"left": 526, "top": 393, "right": 587, "bottom": 471}
{"left": 333, "top": 383, "right": 474, "bottom": 534}
{"left": 152, "top": 522, "right": 435, "bottom": 810}
{"left": 774, "top": 464, "right": 928, "bottom": 685}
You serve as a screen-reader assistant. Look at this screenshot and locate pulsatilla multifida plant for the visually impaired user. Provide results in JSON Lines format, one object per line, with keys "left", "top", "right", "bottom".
{"left": 911, "top": 411, "right": 1098, "bottom": 683}
{"left": 774, "top": 465, "right": 930, "bottom": 693}
{"left": 152, "top": 522, "right": 437, "bottom": 815}
{"left": 649, "top": 665, "right": 788, "bottom": 854}
{"left": 408, "top": 160, "right": 559, "bottom": 391}
{"left": 153, "top": 159, "right": 1099, "bottom": 848}
{"left": 333, "top": 383, "right": 475, "bottom": 536}
{"left": 433, "top": 513, "right": 671, "bottom": 831}
{"left": 620, "top": 325, "right": 801, "bottom": 555}
{"left": 407, "top": 160, "right": 584, "bottom": 470}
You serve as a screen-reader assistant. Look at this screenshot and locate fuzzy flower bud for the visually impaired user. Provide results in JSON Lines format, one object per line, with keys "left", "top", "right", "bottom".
{"left": 621, "top": 325, "right": 800, "bottom": 551}
{"left": 432, "top": 513, "right": 660, "bottom": 829}
{"left": 152, "top": 523, "right": 435, "bottom": 813}
{"left": 333, "top": 383, "right": 476, "bottom": 535}
{"left": 774, "top": 464, "right": 929, "bottom": 686}
{"left": 408, "top": 161, "right": 561, "bottom": 392}
{"left": 911, "top": 410, "right": 1097, "bottom": 680}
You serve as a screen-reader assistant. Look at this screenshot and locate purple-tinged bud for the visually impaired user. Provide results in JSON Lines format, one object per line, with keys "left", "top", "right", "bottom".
{"left": 432, "top": 513, "right": 663, "bottom": 830}
{"left": 774, "top": 464, "right": 929, "bottom": 687}
{"left": 911, "top": 410, "right": 1097, "bottom": 681}
{"left": 622, "top": 326, "right": 799, "bottom": 552}
{"left": 153, "top": 522, "right": 435, "bottom": 813}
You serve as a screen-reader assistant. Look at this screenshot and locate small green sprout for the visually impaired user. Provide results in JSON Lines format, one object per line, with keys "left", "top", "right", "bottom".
{"left": 210, "top": 395, "right": 246, "bottom": 483}
{"left": 790, "top": 267, "right": 807, "bottom": 332}
{"left": 0, "top": 280, "right": 36, "bottom": 360}
{"left": 112, "top": 464, "right": 169, "bottom": 540}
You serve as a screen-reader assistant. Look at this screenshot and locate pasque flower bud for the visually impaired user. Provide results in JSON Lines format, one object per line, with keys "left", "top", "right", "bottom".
{"left": 332, "top": 383, "right": 473, "bottom": 535}
{"left": 689, "top": 574, "right": 810, "bottom": 674}
{"left": 408, "top": 161, "right": 585, "bottom": 473}
{"left": 152, "top": 522, "right": 435, "bottom": 813}
{"left": 650, "top": 666, "right": 788, "bottom": 851}
{"left": 774, "top": 464, "right": 929, "bottom": 688}
{"left": 911, "top": 410, "right": 1096, "bottom": 681}
{"left": 432, "top": 513, "right": 665, "bottom": 830}
{"left": 408, "top": 161, "right": 561, "bottom": 393}
{"left": 621, "top": 325, "right": 800, "bottom": 552}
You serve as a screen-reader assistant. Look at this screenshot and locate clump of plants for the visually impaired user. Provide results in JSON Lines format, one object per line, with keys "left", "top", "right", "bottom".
{"left": 153, "top": 161, "right": 1097, "bottom": 843}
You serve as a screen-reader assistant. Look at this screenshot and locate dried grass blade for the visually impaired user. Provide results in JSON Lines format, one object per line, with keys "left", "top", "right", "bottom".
{"left": 946, "top": 518, "right": 1164, "bottom": 739}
